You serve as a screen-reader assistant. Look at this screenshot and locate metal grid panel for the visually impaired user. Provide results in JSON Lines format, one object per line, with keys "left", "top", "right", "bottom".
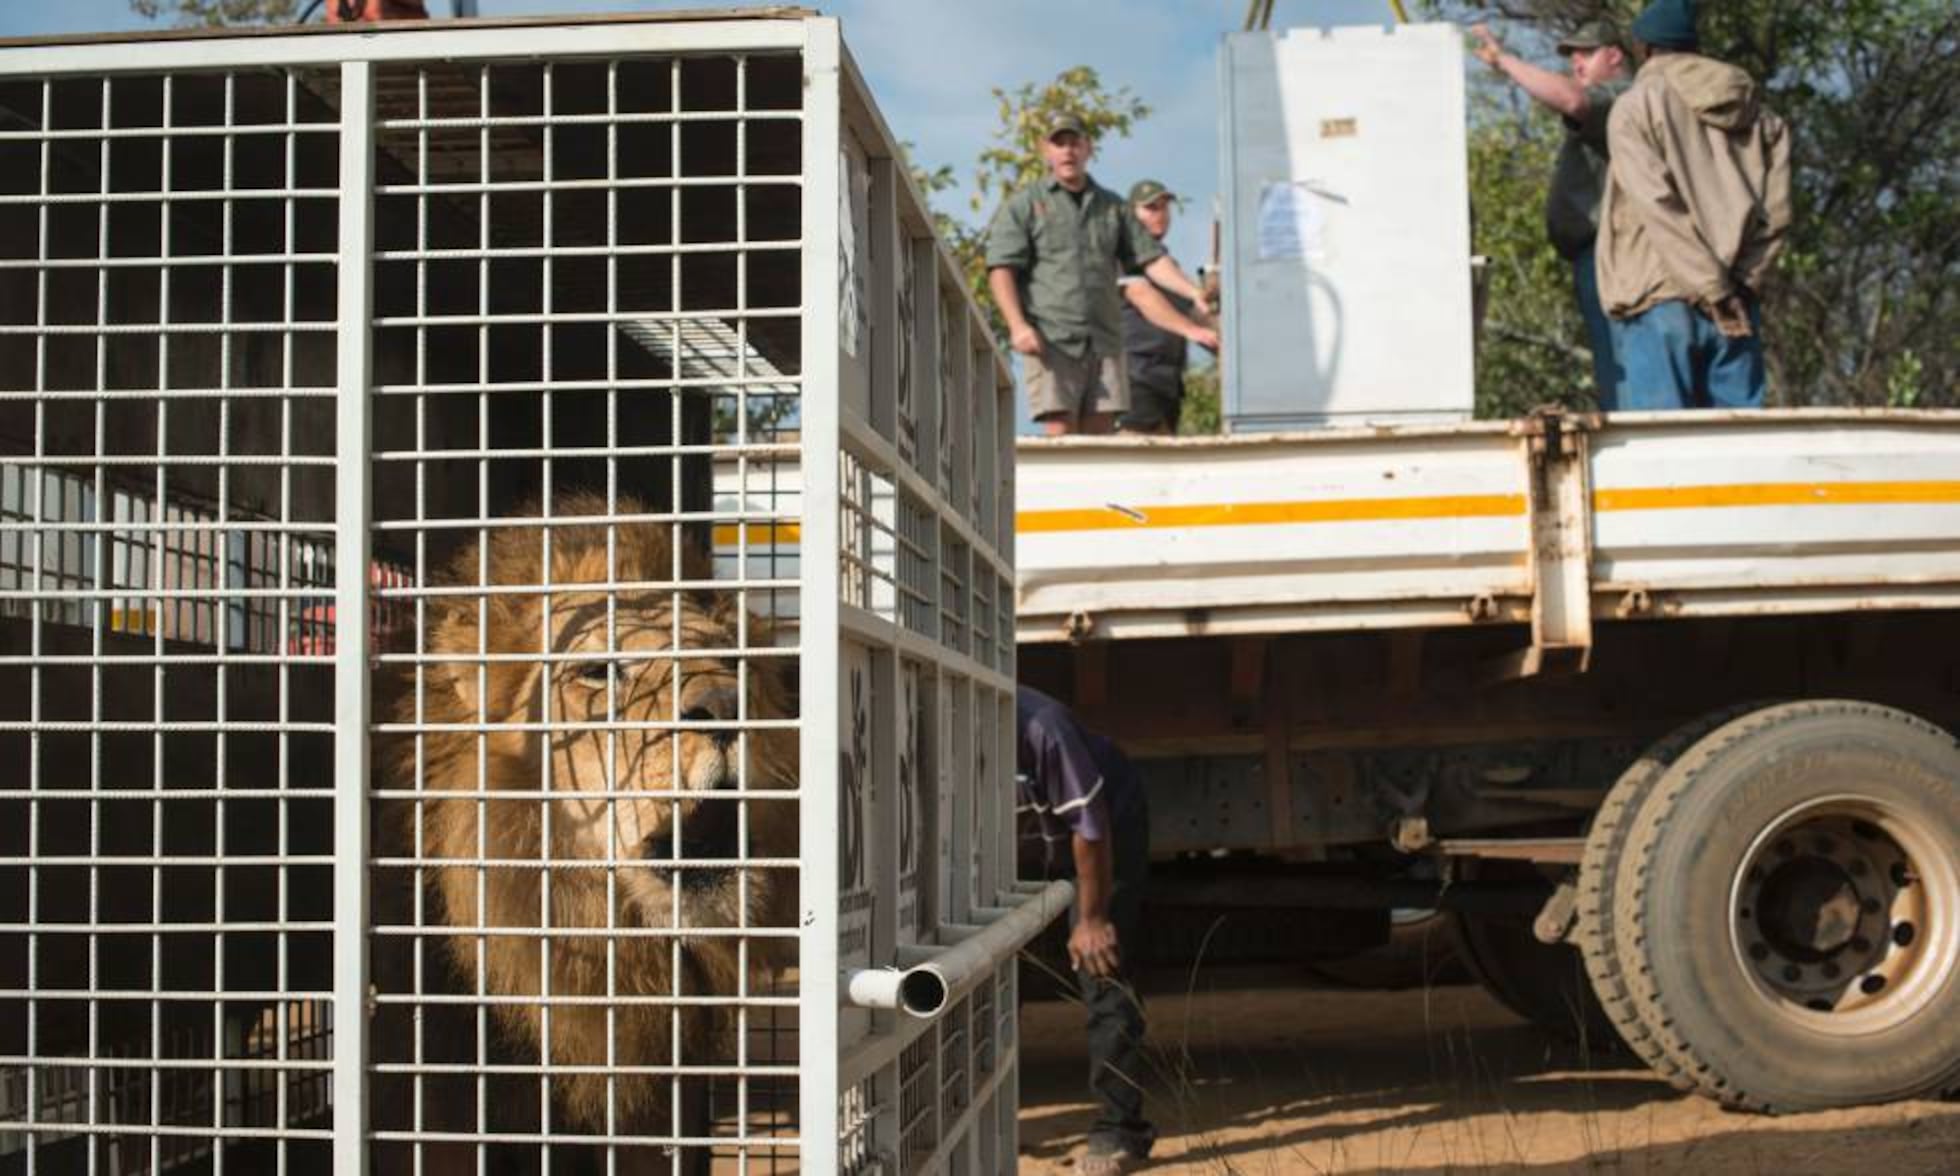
{"left": 360, "top": 45, "right": 807, "bottom": 1173}
{"left": 0, "top": 61, "right": 344, "bottom": 1175}
{"left": 3, "top": 15, "right": 1023, "bottom": 1174}
{"left": 819, "top": 38, "right": 1023, "bottom": 1174}
{"left": 895, "top": 1028, "right": 936, "bottom": 1173}
{"left": 936, "top": 996, "right": 970, "bottom": 1141}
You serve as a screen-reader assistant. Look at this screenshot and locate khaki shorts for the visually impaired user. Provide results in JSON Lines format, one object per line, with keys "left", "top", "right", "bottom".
{"left": 1024, "top": 345, "right": 1129, "bottom": 420}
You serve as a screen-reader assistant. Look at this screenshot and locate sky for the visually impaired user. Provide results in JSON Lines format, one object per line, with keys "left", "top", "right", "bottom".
{"left": 0, "top": 0, "right": 1407, "bottom": 269}
{"left": 0, "top": 0, "right": 1422, "bottom": 433}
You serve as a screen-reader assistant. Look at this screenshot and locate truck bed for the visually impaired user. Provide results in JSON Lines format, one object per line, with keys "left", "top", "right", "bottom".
{"left": 1015, "top": 409, "right": 1960, "bottom": 647}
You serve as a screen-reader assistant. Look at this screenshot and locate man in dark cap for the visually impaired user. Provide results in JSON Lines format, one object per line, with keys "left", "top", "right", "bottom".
{"left": 1472, "top": 19, "right": 1632, "bottom": 407}
{"left": 1596, "top": 0, "right": 1792, "bottom": 408}
{"left": 987, "top": 116, "right": 1210, "bottom": 435}
{"left": 1117, "top": 179, "right": 1220, "bottom": 435}
{"left": 1016, "top": 685, "right": 1154, "bottom": 1174}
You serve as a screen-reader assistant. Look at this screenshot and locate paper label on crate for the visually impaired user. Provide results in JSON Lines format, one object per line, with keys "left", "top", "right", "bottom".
{"left": 1257, "top": 179, "right": 1337, "bottom": 262}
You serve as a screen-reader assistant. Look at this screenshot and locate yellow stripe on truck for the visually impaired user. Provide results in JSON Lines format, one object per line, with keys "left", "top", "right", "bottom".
{"left": 1010, "top": 481, "right": 1960, "bottom": 536}
{"left": 712, "top": 523, "right": 803, "bottom": 547}
{"left": 1015, "top": 493, "right": 1527, "bottom": 534}
{"left": 711, "top": 482, "right": 1960, "bottom": 545}
{"left": 1594, "top": 480, "right": 1960, "bottom": 512}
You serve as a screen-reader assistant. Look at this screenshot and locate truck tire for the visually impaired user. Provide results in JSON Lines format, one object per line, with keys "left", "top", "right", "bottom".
{"left": 1613, "top": 700, "right": 1960, "bottom": 1112}
{"left": 1577, "top": 704, "right": 1767, "bottom": 1091}
{"left": 1448, "top": 860, "right": 1621, "bottom": 1052}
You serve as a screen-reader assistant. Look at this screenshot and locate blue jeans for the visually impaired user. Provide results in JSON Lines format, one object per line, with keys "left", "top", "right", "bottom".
{"left": 1610, "top": 297, "right": 1765, "bottom": 410}
{"left": 1572, "top": 244, "right": 1624, "bottom": 408}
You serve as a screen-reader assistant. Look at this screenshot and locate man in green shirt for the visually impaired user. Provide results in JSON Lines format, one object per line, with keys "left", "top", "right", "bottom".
{"left": 986, "top": 114, "right": 1209, "bottom": 435}
{"left": 1473, "top": 20, "right": 1632, "bottom": 407}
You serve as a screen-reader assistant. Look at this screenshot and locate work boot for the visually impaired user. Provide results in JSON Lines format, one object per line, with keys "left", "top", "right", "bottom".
{"left": 1076, "top": 1139, "right": 1147, "bottom": 1175}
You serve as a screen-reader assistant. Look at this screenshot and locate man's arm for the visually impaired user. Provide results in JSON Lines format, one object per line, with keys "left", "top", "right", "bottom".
{"left": 1141, "top": 254, "right": 1206, "bottom": 307}
{"left": 1068, "top": 827, "right": 1120, "bottom": 978}
{"left": 1606, "top": 92, "right": 1734, "bottom": 307}
{"left": 987, "top": 266, "right": 1044, "bottom": 357}
{"left": 1471, "top": 25, "right": 1587, "bottom": 118}
{"left": 1711, "top": 115, "right": 1793, "bottom": 340}
{"left": 984, "top": 197, "right": 1045, "bottom": 357}
{"left": 1123, "top": 279, "right": 1219, "bottom": 351}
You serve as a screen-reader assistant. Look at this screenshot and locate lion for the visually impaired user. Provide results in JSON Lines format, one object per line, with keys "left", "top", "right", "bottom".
{"left": 387, "top": 492, "right": 797, "bottom": 1166}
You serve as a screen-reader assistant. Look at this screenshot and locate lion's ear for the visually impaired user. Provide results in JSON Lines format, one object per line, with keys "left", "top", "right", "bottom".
{"left": 428, "top": 610, "right": 485, "bottom": 714}
{"left": 708, "top": 589, "right": 744, "bottom": 628}
{"left": 432, "top": 658, "right": 544, "bottom": 726}
{"left": 435, "top": 659, "right": 481, "bottom": 714}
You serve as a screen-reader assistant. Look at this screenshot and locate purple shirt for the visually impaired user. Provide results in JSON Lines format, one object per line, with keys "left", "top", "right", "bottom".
{"left": 1016, "top": 686, "right": 1140, "bottom": 874}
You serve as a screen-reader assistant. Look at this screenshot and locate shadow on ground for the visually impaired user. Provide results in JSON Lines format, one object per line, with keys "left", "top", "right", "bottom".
{"left": 1016, "top": 964, "right": 1960, "bottom": 1174}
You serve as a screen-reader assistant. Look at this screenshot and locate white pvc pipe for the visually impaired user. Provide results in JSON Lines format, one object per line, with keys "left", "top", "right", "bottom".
{"left": 841, "top": 879, "right": 1075, "bottom": 1019}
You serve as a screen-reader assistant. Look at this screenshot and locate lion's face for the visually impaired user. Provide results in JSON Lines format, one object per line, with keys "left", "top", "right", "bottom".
{"left": 537, "top": 589, "right": 779, "bottom": 929}
{"left": 401, "top": 503, "right": 796, "bottom": 1131}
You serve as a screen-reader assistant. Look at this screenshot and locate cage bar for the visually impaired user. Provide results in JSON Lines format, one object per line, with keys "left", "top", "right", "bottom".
{"left": 1, "top": 12, "right": 1026, "bottom": 1174}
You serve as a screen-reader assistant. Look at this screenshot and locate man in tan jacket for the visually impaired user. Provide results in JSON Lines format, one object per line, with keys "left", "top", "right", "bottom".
{"left": 1595, "top": 0, "right": 1791, "bottom": 408}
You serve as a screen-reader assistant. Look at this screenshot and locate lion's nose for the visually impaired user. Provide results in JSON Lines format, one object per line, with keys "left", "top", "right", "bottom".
{"left": 680, "top": 685, "right": 738, "bottom": 751}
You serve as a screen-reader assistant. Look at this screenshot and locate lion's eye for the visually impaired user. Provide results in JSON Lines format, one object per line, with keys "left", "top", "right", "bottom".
{"left": 572, "top": 660, "right": 612, "bottom": 686}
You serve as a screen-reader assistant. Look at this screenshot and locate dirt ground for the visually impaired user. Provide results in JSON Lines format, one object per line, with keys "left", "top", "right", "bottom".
{"left": 1015, "top": 966, "right": 1960, "bottom": 1175}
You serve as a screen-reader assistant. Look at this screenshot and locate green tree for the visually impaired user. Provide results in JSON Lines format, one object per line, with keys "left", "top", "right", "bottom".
{"left": 1429, "top": 0, "right": 1959, "bottom": 409}
{"left": 968, "top": 67, "right": 1150, "bottom": 217}
{"left": 906, "top": 66, "right": 1151, "bottom": 350}
{"left": 1466, "top": 86, "right": 1597, "bottom": 417}
{"left": 1178, "top": 364, "right": 1222, "bottom": 436}
{"left": 130, "top": 0, "right": 307, "bottom": 25}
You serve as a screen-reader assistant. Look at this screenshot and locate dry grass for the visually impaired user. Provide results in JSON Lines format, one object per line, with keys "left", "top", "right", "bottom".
{"left": 1015, "top": 964, "right": 1960, "bottom": 1174}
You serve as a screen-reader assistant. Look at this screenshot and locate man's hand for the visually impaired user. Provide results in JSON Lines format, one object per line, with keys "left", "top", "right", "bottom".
{"left": 1186, "top": 323, "right": 1220, "bottom": 352}
{"left": 1709, "top": 294, "right": 1754, "bottom": 339}
{"left": 1069, "top": 916, "right": 1122, "bottom": 979}
{"left": 1471, "top": 24, "right": 1504, "bottom": 70}
{"left": 1009, "top": 321, "right": 1045, "bottom": 357}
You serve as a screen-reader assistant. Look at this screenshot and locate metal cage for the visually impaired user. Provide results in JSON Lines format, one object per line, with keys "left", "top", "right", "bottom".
{"left": 0, "top": 13, "right": 1039, "bottom": 1173}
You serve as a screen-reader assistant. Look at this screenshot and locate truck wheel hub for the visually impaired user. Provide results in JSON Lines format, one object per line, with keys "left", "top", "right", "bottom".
{"left": 1732, "top": 803, "right": 1954, "bottom": 1033}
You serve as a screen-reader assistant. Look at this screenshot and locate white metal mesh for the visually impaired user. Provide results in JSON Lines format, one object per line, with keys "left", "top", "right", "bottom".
{"left": 2, "top": 15, "right": 1020, "bottom": 1174}
{"left": 0, "top": 63, "right": 344, "bottom": 1175}
{"left": 823, "top": 63, "right": 1020, "bottom": 1169}
{"left": 360, "top": 48, "right": 807, "bottom": 1173}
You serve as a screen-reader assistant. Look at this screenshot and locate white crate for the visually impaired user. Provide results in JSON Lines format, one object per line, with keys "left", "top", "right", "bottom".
{"left": 0, "top": 14, "right": 1039, "bottom": 1173}
{"left": 1219, "top": 23, "right": 1475, "bottom": 429}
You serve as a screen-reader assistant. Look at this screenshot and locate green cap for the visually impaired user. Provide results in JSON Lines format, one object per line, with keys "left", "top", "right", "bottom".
{"left": 1128, "top": 179, "right": 1174, "bottom": 206}
{"left": 1045, "top": 112, "right": 1088, "bottom": 141}
{"left": 1555, "top": 19, "right": 1623, "bottom": 54}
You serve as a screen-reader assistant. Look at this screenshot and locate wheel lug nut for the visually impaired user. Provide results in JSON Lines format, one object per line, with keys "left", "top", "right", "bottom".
{"left": 1782, "top": 965, "right": 1802, "bottom": 983}
{"left": 1861, "top": 897, "right": 1882, "bottom": 915}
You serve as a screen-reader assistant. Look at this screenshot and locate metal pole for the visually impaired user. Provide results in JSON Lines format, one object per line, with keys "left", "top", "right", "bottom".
{"left": 797, "top": 16, "right": 843, "bottom": 1171}
{"left": 332, "top": 57, "right": 376, "bottom": 1175}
